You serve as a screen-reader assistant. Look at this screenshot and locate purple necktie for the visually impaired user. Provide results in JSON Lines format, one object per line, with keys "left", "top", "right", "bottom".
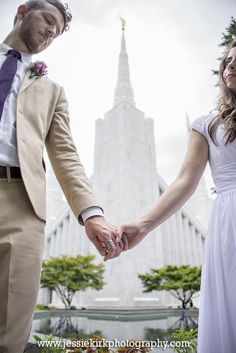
{"left": 0, "top": 49, "right": 21, "bottom": 121}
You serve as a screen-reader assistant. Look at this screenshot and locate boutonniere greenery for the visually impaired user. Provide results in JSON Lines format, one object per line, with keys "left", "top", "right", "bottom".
{"left": 29, "top": 61, "right": 48, "bottom": 78}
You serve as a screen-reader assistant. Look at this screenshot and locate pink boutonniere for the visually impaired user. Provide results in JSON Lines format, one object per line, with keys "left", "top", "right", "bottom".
{"left": 29, "top": 61, "right": 48, "bottom": 78}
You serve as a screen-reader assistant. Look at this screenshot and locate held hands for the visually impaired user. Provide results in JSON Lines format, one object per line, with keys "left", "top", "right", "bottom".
{"left": 84, "top": 216, "right": 123, "bottom": 261}
{"left": 84, "top": 216, "right": 149, "bottom": 261}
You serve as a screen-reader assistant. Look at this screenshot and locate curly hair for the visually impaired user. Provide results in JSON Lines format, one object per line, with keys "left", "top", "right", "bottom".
{"left": 208, "top": 40, "right": 236, "bottom": 144}
{"left": 14, "top": 0, "right": 72, "bottom": 33}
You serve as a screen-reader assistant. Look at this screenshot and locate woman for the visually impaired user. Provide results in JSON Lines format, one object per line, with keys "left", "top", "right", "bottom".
{"left": 117, "top": 41, "right": 236, "bottom": 352}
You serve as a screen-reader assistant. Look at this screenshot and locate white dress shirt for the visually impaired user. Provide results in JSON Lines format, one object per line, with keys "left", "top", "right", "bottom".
{"left": 0, "top": 43, "right": 32, "bottom": 167}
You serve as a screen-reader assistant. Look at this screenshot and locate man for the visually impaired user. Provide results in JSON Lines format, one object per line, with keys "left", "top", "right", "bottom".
{"left": 0, "top": 1, "right": 121, "bottom": 352}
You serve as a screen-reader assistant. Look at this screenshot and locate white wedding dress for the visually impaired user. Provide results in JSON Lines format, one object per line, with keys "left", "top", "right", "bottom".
{"left": 191, "top": 114, "right": 236, "bottom": 353}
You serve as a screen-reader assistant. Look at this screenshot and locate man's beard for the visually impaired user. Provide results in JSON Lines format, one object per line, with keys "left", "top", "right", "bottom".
{"left": 19, "top": 17, "right": 40, "bottom": 53}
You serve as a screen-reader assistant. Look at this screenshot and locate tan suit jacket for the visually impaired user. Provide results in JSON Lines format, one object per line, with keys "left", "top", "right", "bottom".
{"left": 16, "top": 70, "right": 99, "bottom": 222}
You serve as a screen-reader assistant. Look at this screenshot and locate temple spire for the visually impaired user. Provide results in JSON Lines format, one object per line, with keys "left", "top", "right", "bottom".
{"left": 120, "top": 17, "right": 126, "bottom": 31}
{"left": 113, "top": 19, "right": 135, "bottom": 106}
{"left": 186, "top": 112, "right": 191, "bottom": 132}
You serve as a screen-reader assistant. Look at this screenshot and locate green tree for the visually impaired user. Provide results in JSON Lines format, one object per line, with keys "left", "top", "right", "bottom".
{"left": 138, "top": 265, "right": 201, "bottom": 309}
{"left": 213, "top": 17, "right": 236, "bottom": 76}
{"left": 41, "top": 255, "right": 105, "bottom": 308}
{"left": 219, "top": 17, "right": 236, "bottom": 48}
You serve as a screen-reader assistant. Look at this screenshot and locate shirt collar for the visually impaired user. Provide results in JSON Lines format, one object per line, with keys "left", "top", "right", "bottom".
{"left": 0, "top": 43, "right": 32, "bottom": 65}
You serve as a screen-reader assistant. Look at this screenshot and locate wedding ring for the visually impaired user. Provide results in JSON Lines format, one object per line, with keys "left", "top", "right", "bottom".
{"left": 107, "top": 239, "right": 116, "bottom": 250}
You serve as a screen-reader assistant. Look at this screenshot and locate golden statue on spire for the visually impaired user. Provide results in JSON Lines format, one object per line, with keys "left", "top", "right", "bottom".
{"left": 120, "top": 16, "right": 126, "bottom": 31}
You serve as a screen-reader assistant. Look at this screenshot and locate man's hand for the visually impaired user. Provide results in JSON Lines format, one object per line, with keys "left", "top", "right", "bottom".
{"left": 84, "top": 216, "right": 123, "bottom": 260}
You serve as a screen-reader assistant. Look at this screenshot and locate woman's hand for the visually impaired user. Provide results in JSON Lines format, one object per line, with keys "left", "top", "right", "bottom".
{"left": 117, "top": 222, "right": 148, "bottom": 251}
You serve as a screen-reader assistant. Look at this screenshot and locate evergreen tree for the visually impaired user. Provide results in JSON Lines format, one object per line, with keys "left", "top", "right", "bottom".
{"left": 213, "top": 17, "right": 236, "bottom": 76}
{"left": 219, "top": 17, "right": 236, "bottom": 48}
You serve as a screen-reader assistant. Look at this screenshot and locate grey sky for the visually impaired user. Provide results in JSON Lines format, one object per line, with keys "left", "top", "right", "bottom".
{"left": 1, "top": 0, "right": 236, "bottom": 191}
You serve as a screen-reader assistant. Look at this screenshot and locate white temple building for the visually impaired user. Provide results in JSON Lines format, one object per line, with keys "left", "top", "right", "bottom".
{"left": 39, "top": 24, "right": 212, "bottom": 308}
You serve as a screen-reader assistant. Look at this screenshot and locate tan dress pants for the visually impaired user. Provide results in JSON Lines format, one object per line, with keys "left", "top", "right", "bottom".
{"left": 0, "top": 179, "right": 45, "bottom": 353}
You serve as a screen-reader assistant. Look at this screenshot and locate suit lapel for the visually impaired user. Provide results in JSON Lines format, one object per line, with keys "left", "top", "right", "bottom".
{"left": 19, "top": 70, "right": 37, "bottom": 94}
